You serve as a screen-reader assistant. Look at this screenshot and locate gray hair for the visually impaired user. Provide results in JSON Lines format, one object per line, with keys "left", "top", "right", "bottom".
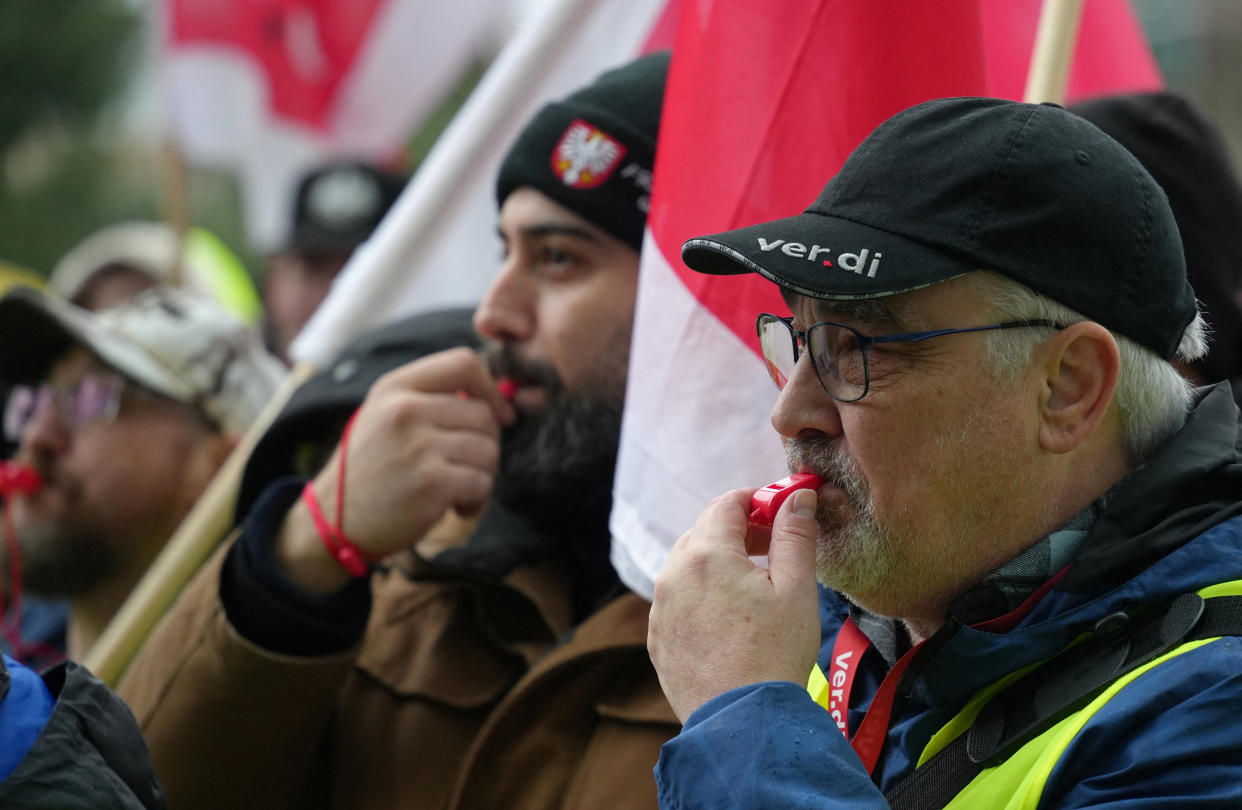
{"left": 968, "top": 271, "right": 1207, "bottom": 466}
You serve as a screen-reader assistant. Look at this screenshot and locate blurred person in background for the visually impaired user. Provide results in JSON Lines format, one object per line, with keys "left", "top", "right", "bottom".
{"left": 0, "top": 287, "right": 283, "bottom": 661}
{"left": 0, "top": 262, "right": 62, "bottom": 670}
{"left": 1071, "top": 91, "right": 1242, "bottom": 401}
{"left": 49, "top": 220, "right": 263, "bottom": 323}
{"left": 262, "top": 161, "right": 406, "bottom": 363}
{"left": 0, "top": 260, "right": 46, "bottom": 459}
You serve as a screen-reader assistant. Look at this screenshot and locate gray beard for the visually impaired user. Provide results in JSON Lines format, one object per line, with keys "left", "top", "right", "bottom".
{"left": 783, "top": 438, "right": 896, "bottom": 598}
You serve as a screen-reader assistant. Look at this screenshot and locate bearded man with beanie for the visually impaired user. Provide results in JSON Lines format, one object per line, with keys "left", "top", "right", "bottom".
{"left": 117, "top": 52, "right": 679, "bottom": 810}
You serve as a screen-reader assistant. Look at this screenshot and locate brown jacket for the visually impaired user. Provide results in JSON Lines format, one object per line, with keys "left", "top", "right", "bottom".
{"left": 117, "top": 541, "right": 679, "bottom": 809}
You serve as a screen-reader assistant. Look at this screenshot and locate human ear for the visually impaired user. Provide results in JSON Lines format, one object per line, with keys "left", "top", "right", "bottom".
{"left": 1037, "top": 321, "right": 1120, "bottom": 454}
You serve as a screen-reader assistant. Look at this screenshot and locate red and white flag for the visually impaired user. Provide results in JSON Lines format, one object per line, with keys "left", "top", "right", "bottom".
{"left": 610, "top": 0, "right": 1162, "bottom": 599}
{"left": 161, "top": 0, "right": 507, "bottom": 251}
{"left": 292, "top": 0, "right": 678, "bottom": 365}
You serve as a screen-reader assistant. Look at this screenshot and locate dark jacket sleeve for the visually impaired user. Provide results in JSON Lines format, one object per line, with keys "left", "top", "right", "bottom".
{"left": 654, "top": 681, "right": 883, "bottom": 809}
{"left": 222, "top": 477, "right": 371, "bottom": 655}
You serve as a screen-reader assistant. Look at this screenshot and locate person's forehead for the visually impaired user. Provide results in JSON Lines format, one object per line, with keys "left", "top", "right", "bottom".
{"left": 778, "top": 276, "right": 980, "bottom": 326}
{"left": 497, "top": 187, "right": 612, "bottom": 245}
{"left": 778, "top": 287, "right": 904, "bottom": 327}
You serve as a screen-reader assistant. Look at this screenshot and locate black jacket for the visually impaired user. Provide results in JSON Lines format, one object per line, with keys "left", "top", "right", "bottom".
{"left": 0, "top": 658, "right": 164, "bottom": 809}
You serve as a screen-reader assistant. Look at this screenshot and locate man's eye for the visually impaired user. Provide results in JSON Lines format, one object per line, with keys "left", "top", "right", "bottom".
{"left": 541, "top": 246, "right": 573, "bottom": 264}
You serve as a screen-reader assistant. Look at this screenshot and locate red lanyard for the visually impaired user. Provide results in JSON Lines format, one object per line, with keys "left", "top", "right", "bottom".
{"left": 827, "top": 566, "right": 1071, "bottom": 776}
{"left": 825, "top": 618, "right": 868, "bottom": 734}
{"left": 828, "top": 618, "right": 921, "bottom": 775}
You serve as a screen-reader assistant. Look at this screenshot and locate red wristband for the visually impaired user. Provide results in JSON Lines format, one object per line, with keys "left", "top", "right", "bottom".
{"left": 300, "top": 481, "right": 375, "bottom": 578}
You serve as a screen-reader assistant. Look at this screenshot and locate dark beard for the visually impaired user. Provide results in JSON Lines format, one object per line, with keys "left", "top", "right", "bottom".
{"left": 479, "top": 343, "right": 624, "bottom": 617}
{"left": 13, "top": 518, "right": 124, "bottom": 598}
{"left": 486, "top": 350, "right": 622, "bottom": 533}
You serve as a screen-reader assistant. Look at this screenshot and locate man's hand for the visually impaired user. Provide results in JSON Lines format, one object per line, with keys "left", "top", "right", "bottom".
{"left": 648, "top": 487, "right": 822, "bottom": 723}
{"left": 275, "top": 348, "right": 515, "bottom": 592}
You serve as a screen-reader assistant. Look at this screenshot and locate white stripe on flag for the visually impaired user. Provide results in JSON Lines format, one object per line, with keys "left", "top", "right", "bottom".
{"left": 611, "top": 231, "right": 787, "bottom": 599}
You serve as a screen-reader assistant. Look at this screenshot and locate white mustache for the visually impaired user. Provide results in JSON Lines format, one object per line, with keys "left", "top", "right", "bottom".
{"left": 784, "top": 439, "right": 869, "bottom": 508}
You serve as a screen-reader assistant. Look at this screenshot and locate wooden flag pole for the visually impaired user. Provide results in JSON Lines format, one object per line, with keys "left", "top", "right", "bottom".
{"left": 84, "top": 362, "right": 315, "bottom": 685}
{"left": 1023, "top": 0, "right": 1086, "bottom": 104}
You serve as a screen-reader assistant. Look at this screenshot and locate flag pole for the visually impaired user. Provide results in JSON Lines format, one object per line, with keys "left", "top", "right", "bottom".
{"left": 84, "top": 362, "right": 315, "bottom": 685}
{"left": 1023, "top": 0, "right": 1086, "bottom": 104}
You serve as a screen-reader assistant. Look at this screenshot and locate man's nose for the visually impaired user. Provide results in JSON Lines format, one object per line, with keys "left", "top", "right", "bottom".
{"left": 18, "top": 398, "right": 70, "bottom": 460}
{"left": 473, "top": 261, "right": 536, "bottom": 344}
{"left": 769, "top": 354, "right": 845, "bottom": 441}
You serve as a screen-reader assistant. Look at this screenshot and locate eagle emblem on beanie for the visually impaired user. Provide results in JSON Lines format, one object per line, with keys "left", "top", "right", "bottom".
{"left": 550, "top": 119, "right": 627, "bottom": 189}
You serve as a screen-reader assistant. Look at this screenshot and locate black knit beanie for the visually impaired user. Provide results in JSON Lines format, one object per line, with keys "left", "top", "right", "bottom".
{"left": 496, "top": 51, "right": 670, "bottom": 251}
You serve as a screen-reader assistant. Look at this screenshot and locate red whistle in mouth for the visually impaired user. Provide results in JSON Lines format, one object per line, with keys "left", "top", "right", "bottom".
{"left": 0, "top": 462, "right": 43, "bottom": 495}
{"left": 748, "top": 473, "right": 824, "bottom": 528}
{"left": 496, "top": 376, "right": 518, "bottom": 402}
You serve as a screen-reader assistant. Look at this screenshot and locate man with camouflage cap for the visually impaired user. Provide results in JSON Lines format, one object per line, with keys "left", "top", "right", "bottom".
{"left": 0, "top": 286, "right": 283, "bottom": 661}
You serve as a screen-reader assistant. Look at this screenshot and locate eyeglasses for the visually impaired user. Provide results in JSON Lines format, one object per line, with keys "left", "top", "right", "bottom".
{"left": 3, "top": 373, "right": 125, "bottom": 442}
{"left": 755, "top": 313, "right": 1062, "bottom": 402}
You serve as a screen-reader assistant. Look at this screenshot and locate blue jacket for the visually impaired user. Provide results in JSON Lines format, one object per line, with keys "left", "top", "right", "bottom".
{"left": 656, "top": 383, "right": 1242, "bottom": 808}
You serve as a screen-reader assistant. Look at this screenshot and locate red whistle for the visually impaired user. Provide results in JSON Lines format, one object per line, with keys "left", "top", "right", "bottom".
{"left": 496, "top": 376, "right": 518, "bottom": 402}
{"left": 0, "top": 462, "right": 43, "bottom": 495}
{"left": 748, "top": 473, "right": 824, "bottom": 527}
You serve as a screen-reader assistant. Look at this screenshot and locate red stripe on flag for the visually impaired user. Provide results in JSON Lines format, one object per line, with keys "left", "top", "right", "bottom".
{"left": 981, "top": 0, "right": 1162, "bottom": 103}
{"left": 648, "top": 0, "right": 991, "bottom": 354}
{"left": 168, "top": 0, "right": 390, "bottom": 130}
{"left": 647, "top": 0, "right": 1161, "bottom": 356}
{"left": 641, "top": 0, "right": 682, "bottom": 52}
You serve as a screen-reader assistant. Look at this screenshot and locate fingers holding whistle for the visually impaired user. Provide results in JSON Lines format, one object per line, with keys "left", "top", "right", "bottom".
{"left": 276, "top": 349, "right": 518, "bottom": 592}
{"left": 745, "top": 473, "right": 823, "bottom": 555}
{"left": 379, "top": 347, "right": 516, "bottom": 428}
{"left": 650, "top": 486, "right": 822, "bottom": 721}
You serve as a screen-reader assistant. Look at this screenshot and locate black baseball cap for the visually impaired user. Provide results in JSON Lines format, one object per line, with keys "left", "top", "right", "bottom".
{"left": 288, "top": 161, "right": 406, "bottom": 254}
{"left": 682, "top": 97, "right": 1195, "bottom": 360}
{"left": 1070, "top": 92, "right": 1242, "bottom": 383}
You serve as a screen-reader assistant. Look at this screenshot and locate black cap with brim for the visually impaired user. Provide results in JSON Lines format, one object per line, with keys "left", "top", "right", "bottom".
{"left": 682, "top": 97, "right": 1195, "bottom": 360}
{"left": 683, "top": 212, "right": 974, "bottom": 303}
{"left": 0, "top": 290, "right": 78, "bottom": 383}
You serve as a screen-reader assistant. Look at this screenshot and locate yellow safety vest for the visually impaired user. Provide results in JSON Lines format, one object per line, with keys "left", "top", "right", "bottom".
{"left": 808, "top": 579, "right": 1242, "bottom": 808}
